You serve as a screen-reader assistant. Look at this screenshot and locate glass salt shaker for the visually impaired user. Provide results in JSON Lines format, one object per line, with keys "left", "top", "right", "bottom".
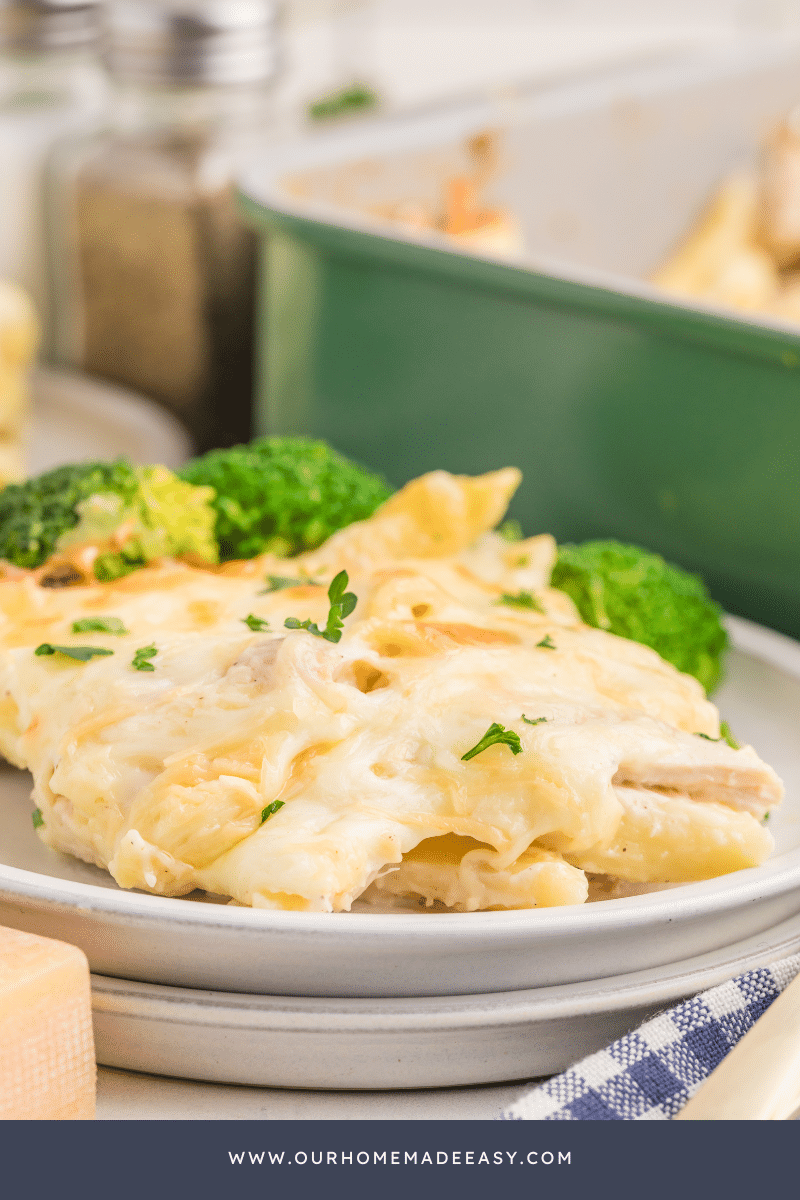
{"left": 49, "top": 0, "right": 279, "bottom": 451}
{"left": 0, "top": 0, "right": 106, "bottom": 348}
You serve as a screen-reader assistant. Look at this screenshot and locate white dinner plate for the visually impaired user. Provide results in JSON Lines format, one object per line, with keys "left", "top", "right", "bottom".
{"left": 13, "top": 375, "right": 797, "bottom": 1001}
{"left": 1, "top": 616, "right": 798, "bottom": 997}
{"left": 90, "top": 908, "right": 800, "bottom": 1089}
{"left": 29, "top": 366, "right": 192, "bottom": 472}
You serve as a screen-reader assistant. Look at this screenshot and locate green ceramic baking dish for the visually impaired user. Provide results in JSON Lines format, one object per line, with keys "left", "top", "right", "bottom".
{"left": 239, "top": 39, "right": 800, "bottom": 639}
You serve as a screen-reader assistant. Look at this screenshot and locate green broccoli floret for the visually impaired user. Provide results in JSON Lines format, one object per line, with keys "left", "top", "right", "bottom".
{"left": 0, "top": 458, "right": 217, "bottom": 577}
{"left": 0, "top": 460, "right": 140, "bottom": 569}
{"left": 179, "top": 437, "right": 392, "bottom": 561}
{"left": 550, "top": 540, "right": 728, "bottom": 693}
{"left": 74, "top": 464, "right": 218, "bottom": 579}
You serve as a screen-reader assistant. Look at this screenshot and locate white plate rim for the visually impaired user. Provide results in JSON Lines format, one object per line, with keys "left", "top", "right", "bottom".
{"left": 1, "top": 614, "right": 798, "bottom": 941}
{"left": 89, "top": 906, "right": 800, "bottom": 1032}
{"left": 30, "top": 366, "right": 193, "bottom": 471}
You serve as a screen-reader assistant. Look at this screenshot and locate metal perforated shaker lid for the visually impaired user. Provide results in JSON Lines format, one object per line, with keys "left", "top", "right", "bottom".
{"left": 0, "top": 1, "right": 100, "bottom": 51}
{"left": 103, "top": 1, "right": 279, "bottom": 87}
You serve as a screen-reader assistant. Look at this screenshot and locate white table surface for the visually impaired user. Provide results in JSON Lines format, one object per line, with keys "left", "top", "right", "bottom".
{"left": 96, "top": 1066, "right": 538, "bottom": 1120}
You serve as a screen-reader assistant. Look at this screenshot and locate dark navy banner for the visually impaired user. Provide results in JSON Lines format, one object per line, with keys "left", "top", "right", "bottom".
{"left": 0, "top": 1119, "right": 794, "bottom": 1200}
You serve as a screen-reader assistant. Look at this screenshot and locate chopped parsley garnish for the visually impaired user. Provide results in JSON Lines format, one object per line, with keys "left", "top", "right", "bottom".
{"left": 284, "top": 617, "right": 318, "bottom": 635}
{"left": 261, "top": 575, "right": 307, "bottom": 593}
{"left": 462, "top": 723, "right": 523, "bottom": 762}
{"left": 132, "top": 644, "right": 158, "bottom": 671}
{"left": 71, "top": 616, "right": 128, "bottom": 636}
{"left": 309, "top": 83, "right": 378, "bottom": 122}
{"left": 284, "top": 570, "right": 357, "bottom": 644}
{"left": 35, "top": 643, "right": 114, "bottom": 662}
{"left": 242, "top": 614, "right": 270, "bottom": 632}
{"left": 720, "top": 721, "right": 739, "bottom": 750}
{"left": 763, "top": 812, "right": 771, "bottom": 824}
{"left": 498, "top": 519, "right": 523, "bottom": 543}
{"left": 260, "top": 799, "right": 285, "bottom": 825}
{"left": 536, "top": 635, "right": 556, "bottom": 649}
{"left": 32, "top": 807, "right": 44, "bottom": 828}
{"left": 496, "top": 590, "right": 544, "bottom": 612}
{"left": 696, "top": 722, "right": 740, "bottom": 750}
{"left": 522, "top": 715, "right": 547, "bottom": 725}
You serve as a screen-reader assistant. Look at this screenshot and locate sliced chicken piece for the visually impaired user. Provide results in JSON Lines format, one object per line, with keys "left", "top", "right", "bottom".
{"left": 610, "top": 724, "right": 783, "bottom": 817}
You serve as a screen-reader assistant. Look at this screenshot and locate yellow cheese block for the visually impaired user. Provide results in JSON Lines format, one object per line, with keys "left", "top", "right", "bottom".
{"left": 0, "top": 925, "right": 95, "bottom": 1119}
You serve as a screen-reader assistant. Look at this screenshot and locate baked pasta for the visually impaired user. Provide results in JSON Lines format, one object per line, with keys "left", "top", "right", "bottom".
{"left": 0, "top": 467, "right": 781, "bottom": 911}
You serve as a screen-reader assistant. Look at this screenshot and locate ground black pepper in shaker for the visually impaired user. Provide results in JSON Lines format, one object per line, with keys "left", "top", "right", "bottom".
{"left": 49, "top": 0, "right": 278, "bottom": 451}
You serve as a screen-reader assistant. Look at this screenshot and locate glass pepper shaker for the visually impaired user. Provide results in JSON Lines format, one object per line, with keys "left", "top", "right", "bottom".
{"left": 49, "top": 0, "right": 279, "bottom": 451}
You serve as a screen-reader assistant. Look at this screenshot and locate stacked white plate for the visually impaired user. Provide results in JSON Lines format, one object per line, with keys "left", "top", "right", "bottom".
{"left": 1, "top": 616, "right": 800, "bottom": 1088}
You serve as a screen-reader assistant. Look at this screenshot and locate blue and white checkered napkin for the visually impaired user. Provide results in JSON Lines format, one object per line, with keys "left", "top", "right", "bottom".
{"left": 501, "top": 953, "right": 800, "bottom": 1120}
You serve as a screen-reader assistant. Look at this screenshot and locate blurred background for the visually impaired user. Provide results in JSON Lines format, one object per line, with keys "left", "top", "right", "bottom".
{"left": 2, "top": 0, "right": 800, "bottom": 632}
{"left": 278, "top": 0, "right": 800, "bottom": 113}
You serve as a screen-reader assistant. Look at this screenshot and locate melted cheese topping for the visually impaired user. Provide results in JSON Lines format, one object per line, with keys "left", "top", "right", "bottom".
{"left": 0, "top": 468, "right": 783, "bottom": 911}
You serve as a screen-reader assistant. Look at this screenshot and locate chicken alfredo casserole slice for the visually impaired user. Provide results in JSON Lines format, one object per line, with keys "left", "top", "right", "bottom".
{"left": 0, "top": 468, "right": 782, "bottom": 911}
